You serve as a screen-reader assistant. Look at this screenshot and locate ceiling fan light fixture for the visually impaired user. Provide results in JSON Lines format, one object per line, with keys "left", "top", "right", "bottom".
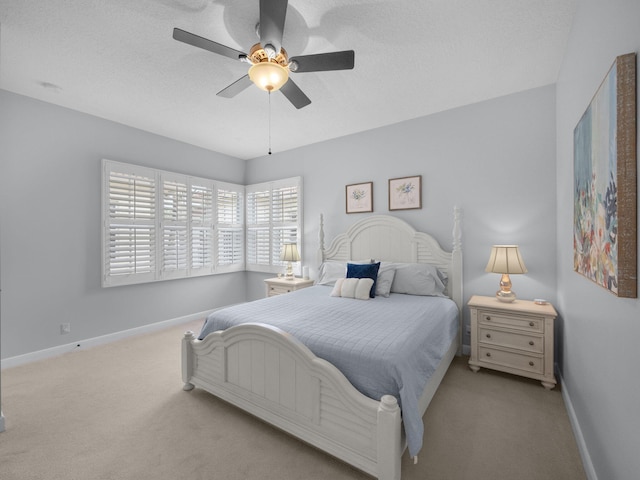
{"left": 248, "top": 61, "right": 289, "bottom": 92}
{"left": 173, "top": 0, "right": 355, "bottom": 109}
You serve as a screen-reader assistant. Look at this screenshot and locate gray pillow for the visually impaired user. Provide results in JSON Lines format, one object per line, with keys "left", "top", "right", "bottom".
{"left": 387, "top": 262, "right": 446, "bottom": 296}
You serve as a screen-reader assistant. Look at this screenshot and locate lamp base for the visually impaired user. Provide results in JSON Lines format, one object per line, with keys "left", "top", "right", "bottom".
{"left": 496, "top": 290, "right": 516, "bottom": 303}
{"left": 285, "top": 262, "right": 294, "bottom": 280}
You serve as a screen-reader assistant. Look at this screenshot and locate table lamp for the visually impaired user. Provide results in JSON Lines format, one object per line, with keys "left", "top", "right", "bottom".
{"left": 280, "top": 243, "right": 300, "bottom": 280}
{"left": 485, "top": 245, "right": 527, "bottom": 302}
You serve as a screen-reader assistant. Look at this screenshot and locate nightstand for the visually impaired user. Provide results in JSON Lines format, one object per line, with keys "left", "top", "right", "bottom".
{"left": 264, "top": 277, "right": 314, "bottom": 297}
{"left": 468, "top": 295, "right": 557, "bottom": 389}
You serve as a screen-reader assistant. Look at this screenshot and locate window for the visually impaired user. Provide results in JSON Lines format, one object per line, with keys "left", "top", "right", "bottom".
{"left": 103, "top": 160, "right": 244, "bottom": 287}
{"left": 246, "top": 177, "right": 303, "bottom": 275}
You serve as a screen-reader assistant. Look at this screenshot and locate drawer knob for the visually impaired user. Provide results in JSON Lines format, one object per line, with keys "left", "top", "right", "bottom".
{"left": 486, "top": 333, "right": 491, "bottom": 339}
{"left": 485, "top": 316, "right": 491, "bottom": 321}
{"left": 529, "top": 361, "right": 534, "bottom": 366}
{"left": 529, "top": 340, "right": 534, "bottom": 346}
{"left": 529, "top": 321, "right": 535, "bottom": 327}
{"left": 485, "top": 352, "right": 491, "bottom": 357}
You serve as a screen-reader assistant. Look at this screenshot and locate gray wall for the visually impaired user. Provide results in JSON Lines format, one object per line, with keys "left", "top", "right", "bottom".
{"left": 246, "top": 85, "right": 559, "bottom": 347}
{"left": 556, "top": 0, "right": 640, "bottom": 478}
{"left": 0, "top": 76, "right": 558, "bottom": 360}
{"left": 0, "top": 90, "right": 247, "bottom": 359}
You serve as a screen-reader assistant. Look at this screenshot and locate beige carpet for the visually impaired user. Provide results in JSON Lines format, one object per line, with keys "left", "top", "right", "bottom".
{"left": 1, "top": 320, "right": 586, "bottom": 480}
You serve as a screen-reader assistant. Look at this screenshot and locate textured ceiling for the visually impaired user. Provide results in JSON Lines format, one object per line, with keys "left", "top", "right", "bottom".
{"left": 0, "top": 0, "right": 577, "bottom": 160}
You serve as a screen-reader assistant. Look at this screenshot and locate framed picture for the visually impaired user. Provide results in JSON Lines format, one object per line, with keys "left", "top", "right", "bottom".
{"left": 388, "top": 175, "right": 422, "bottom": 211}
{"left": 573, "top": 52, "right": 637, "bottom": 298}
{"left": 345, "top": 182, "right": 373, "bottom": 213}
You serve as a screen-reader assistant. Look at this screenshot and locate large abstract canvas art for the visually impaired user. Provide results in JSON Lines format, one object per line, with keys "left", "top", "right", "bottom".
{"left": 574, "top": 53, "right": 637, "bottom": 298}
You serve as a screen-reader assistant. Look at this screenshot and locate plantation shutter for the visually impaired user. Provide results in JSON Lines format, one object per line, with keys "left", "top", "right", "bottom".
{"left": 246, "top": 189, "right": 271, "bottom": 266}
{"left": 104, "top": 163, "right": 157, "bottom": 286}
{"left": 271, "top": 185, "right": 299, "bottom": 266}
{"left": 161, "top": 175, "right": 188, "bottom": 279}
{"left": 103, "top": 160, "right": 245, "bottom": 287}
{"left": 103, "top": 161, "right": 298, "bottom": 285}
{"left": 246, "top": 177, "right": 302, "bottom": 274}
{"left": 216, "top": 184, "right": 244, "bottom": 272}
{"left": 191, "top": 181, "right": 215, "bottom": 275}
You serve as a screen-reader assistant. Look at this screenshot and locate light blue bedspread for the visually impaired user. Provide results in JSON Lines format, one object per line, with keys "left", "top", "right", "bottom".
{"left": 198, "top": 285, "right": 459, "bottom": 457}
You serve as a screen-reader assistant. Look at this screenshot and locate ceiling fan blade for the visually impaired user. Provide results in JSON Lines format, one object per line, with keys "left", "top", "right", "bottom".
{"left": 173, "top": 28, "right": 246, "bottom": 61}
{"left": 290, "top": 50, "right": 355, "bottom": 73}
{"left": 279, "top": 79, "right": 311, "bottom": 109}
{"left": 259, "top": 0, "right": 288, "bottom": 54}
{"left": 217, "top": 75, "right": 253, "bottom": 98}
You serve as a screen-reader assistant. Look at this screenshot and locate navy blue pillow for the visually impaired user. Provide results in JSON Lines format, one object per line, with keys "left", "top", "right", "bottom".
{"left": 346, "top": 262, "right": 381, "bottom": 298}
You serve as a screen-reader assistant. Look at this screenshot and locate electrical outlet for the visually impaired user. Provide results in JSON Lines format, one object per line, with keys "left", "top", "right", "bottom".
{"left": 60, "top": 323, "right": 71, "bottom": 335}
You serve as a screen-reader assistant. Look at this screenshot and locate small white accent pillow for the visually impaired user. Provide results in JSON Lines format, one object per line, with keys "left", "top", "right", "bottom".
{"left": 330, "top": 277, "right": 374, "bottom": 300}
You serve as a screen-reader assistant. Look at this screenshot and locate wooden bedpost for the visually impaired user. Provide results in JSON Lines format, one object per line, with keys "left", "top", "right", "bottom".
{"left": 182, "top": 331, "right": 195, "bottom": 391}
{"left": 376, "top": 395, "right": 402, "bottom": 480}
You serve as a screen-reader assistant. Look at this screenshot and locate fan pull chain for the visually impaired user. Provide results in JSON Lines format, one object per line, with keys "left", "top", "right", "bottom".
{"left": 268, "top": 91, "right": 272, "bottom": 155}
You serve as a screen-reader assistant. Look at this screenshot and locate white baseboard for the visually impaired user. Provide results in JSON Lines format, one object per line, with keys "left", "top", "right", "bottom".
{"left": 558, "top": 369, "right": 597, "bottom": 480}
{"left": 1, "top": 309, "right": 217, "bottom": 370}
{"left": 462, "top": 344, "right": 470, "bottom": 356}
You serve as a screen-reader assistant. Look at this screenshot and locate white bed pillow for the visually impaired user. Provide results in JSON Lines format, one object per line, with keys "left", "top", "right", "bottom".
{"left": 330, "top": 277, "right": 374, "bottom": 300}
{"left": 317, "top": 261, "right": 347, "bottom": 285}
{"left": 375, "top": 265, "right": 396, "bottom": 298}
{"left": 317, "top": 259, "right": 373, "bottom": 286}
{"left": 386, "top": 262, "right": 446, "bottom": 296}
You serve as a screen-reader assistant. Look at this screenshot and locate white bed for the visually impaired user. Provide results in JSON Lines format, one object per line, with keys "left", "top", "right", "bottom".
{"left": 182, "top": 209, "right": 463, "bottom": 480}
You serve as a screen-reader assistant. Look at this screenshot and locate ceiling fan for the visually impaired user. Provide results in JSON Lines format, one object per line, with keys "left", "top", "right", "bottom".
{"left": 173, "top": 0, "right": 355, "bottom": 109}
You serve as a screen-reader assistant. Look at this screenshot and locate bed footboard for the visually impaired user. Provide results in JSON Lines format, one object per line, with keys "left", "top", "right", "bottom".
{"left": 182, "top": 324, "right": 402, "bottom": 480}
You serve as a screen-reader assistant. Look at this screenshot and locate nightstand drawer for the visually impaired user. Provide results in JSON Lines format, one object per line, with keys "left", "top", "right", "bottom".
{"left": 478, "top": 327, "right": 543, "bottom": 354}
{"left": 264, "top": 277, "right": 314, "bottom": 297}
{"left": 478, "top": 346, "right": 544, "bottom": 375}
{"left": 478, "top": 310, "right": 543, "bottom": 333}
{"left": 268, "top": 284, "right": 294, "bottom": 296}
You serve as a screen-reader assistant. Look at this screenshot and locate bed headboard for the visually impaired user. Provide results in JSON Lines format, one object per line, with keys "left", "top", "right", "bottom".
{"left": 317, "top": 208, "right": 463, "bottom": 353}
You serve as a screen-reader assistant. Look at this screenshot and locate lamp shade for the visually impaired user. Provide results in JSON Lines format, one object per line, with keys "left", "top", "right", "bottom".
{"left": 485, "top": 245, "right": 527, "bottom": 274}
{"left": 248, "top": 61, "right": 289, "bottom": 92}
{"left": 280, "top": 243, "right": 300, "bottom": 262}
